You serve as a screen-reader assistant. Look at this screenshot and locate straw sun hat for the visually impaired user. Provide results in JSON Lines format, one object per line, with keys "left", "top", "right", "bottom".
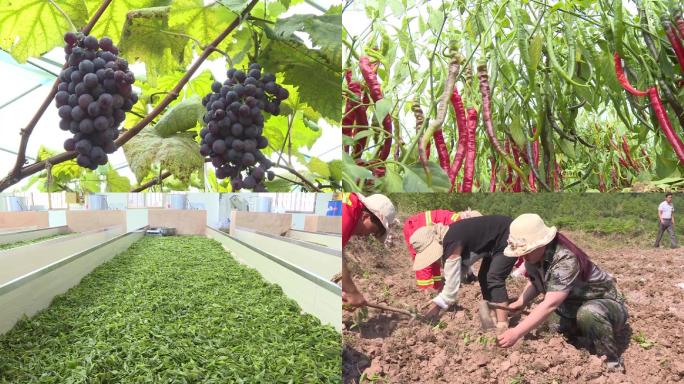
{"left": 357, "top": 194, "right": 396, "bottom": 243}
{"left": 410, "top": 223, "right": 450, "bottom": 271}
{"left": 503, "top": 213, "right": 557, "bottom": 257}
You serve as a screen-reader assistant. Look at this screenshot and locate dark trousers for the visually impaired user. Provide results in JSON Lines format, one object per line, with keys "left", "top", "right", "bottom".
{"left": 654, "top": 219, "right": 677, "bottom": 247}
{"left": 478, "top": 251, "right": 517, "bottom": 303}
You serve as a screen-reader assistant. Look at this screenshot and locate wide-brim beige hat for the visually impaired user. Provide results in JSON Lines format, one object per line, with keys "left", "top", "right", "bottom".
{"left": 410, "top": 223, "right": 449, "bottom": 270}
{"left": 357, "top": 193, "right": 396, "bottom": 243}
{"left": 504, "top": 213, "right": 557, "bottom": 257}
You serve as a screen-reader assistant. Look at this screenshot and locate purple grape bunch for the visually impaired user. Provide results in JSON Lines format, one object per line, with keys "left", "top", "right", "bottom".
{"left": 200, "top": 63, "right": 289, "bottom": 191}
{"left": 56, "top": 32, "right": 137, "bottom": 169}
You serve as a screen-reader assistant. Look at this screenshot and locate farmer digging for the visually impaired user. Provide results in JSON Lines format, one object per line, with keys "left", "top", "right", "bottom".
{"left": 497, "top": 214, "right": 629, "bottom": 372}
{"left": 410, "top": 215, "right": 519, "bottom": 330}
{"left": 342, "top": 192, "right": 396, "bottom": 308}
{"left": 402, "top": 209, "right": 482, "bottom": 291}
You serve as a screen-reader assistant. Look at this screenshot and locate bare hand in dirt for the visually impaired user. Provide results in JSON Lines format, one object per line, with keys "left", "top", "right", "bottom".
{"left": 507, "top": 299, "right": 525, "bottom": 314}
{"left": 422, "top": 302, "right": 442, "bottom": 321}
{"left": 342, "top": 291, "right": 367, "bottom": 310}
{"left": 497, "top": 328, "right": 522, "bottom": 348}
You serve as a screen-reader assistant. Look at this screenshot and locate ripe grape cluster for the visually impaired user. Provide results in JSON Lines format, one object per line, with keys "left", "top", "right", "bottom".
{"left": 200, "top": 63, "right": 289, "bottom": 191}
{"left": 56, "top": 32, "right": 137, "bottom": 169}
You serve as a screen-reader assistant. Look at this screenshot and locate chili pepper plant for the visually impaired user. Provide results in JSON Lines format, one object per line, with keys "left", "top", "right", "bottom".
{"left": 342, "top": 0, "right": 684, "bottom": 193}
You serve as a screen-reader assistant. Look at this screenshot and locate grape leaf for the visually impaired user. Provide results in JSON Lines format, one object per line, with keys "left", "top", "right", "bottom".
{"left": 103, "top": 166, "right": 132, "bottom": 192}
{"left": 123, "top": 126, "right": 204, "bottom": 183}
{"left": 0, "top": 0, "right": 88, "bottom": 63}
{"left": 117, "top": 6, "right": 189, "bottom": 82}
{"left": 306, "top": 157, "right": 330, "bottom": 178}
{"left": 271, "top": 12, "right": 342, "bottom": 67}
{"left": 169, "top": 0, "right": 237, "bottom": 59}
{"left": 262, "top": 113, "right": 321, "bottom": 156}
{"left": 85, "top": 0, "right": 170, "bottom": 44}
{"left": 259, "top": 38, "right": 342, "bottom": 122}
{"left": 328, "top": 160, "right": 342, "bottom": 182}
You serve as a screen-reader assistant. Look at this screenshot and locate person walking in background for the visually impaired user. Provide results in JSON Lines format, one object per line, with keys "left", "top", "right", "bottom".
{"left": 655, "top": 193, "right": 678, "bottom": 249}
{"left": 402, "top": 209, "right": 482, "bottom": 291}
{"left": 342, "top": 193, "right": 396, "bottom": 308}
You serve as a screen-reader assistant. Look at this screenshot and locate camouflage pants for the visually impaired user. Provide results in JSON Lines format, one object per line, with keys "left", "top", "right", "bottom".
{"left": 555, "top": 299, "right": 629, "bottom": 360}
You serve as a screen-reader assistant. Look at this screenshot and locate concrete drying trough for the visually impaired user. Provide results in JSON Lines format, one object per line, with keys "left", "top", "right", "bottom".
{"left": 0, "top": 226, "right": 145, "bottom": 334}
{"left": 286, "top": 229, "right": 342, "bottom": 250}
{"left": 207, "top": 225, "right": 341, "bottom": 331}
{"left": 0, "top": 225, "right": 70, "bottom": 245}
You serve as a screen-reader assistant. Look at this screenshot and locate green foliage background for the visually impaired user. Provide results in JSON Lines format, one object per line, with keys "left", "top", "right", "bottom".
{"left": 390, "top": 192, "right": 681, "bottom": 236}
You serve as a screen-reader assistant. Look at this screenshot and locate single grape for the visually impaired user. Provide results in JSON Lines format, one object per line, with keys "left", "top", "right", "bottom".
{"left": 79, "top": 119, "right": 94, "bottom": 134}
{"left": 75, "top": 139, "right": 92, "bottom": 154}
{"left": 55, "top": 91, "right": 69, "bottom": 107}
{"left": 76, "top": 154, "right": 92, "bottom": 168}
{"left": 64, "top": 32, "right": 77, "bottom": 45}
{"left": 58, "top": 105, "right": 72, "bottom": 119}
{"left": 84, "top": 35, "right": 99, "bottom": 50}
{"left": 99, "top": 37, "right": 113, "bottom": 51}
{"left": 94, "top": 116, "right": 109, "bottom": 131}
{"left": 64, "top": 138, "right": 76, "bottom": 151}
{"left": 79, "top": 60, "right": 94, "bottom": 73}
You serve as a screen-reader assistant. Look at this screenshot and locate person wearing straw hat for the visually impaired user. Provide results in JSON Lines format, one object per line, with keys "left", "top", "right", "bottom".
{"left": 410, "top": 215, "right": 518, "bottom": 329}
{"left": 497, "top": 213, "right": 628, "bottom": 372}
{"left": 402, "top": 209, "right": 482, "bottom": 292}
{"left": 342, "top": 192, "right": 396, "bottom": 308}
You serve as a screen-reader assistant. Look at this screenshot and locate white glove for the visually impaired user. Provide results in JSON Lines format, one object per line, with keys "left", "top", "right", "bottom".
{"left": 433, "top": 256, "right": 461, "bottom": 309}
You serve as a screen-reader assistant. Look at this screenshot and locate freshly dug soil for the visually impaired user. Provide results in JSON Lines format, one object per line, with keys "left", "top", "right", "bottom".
{"left": 343, "top": 222, "right": 684, "bottom": 384}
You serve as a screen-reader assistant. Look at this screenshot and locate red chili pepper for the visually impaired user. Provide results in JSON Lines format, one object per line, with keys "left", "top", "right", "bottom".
{"left": 664, "top": 20, "right": 684, "bottom": 73}
{"left": 675, "top": 11, "right": 684, "bottom": 40}
{"left": 613, "top": 52, "right": 648, "bottom": 97}
{"left": 511, "top": 143, "right": 522, "bottom": 192}
{"left": 489, "top": 156, "right": 497, "bottom": 192}
{"left": 648, "top": 86, "right": 684, "bottom": 163}
{"left": 502, "top": 140, "right": 513, "bottom": 191}
{"left": 460, "top": 108, "right": 478, "bottom": 192}
{"left": 477, "top": 64, "right": 506, "bottom": 154}
{"left": 676, "top": 12, "right": 684, "bottom": 39}
{"left": 342, "top": 70, "right": 356, "bottom": 154}
{"left": 621, "top": 135, "right": 638, "bottom": 170}
{"left": 359, "top": 56, "right": 392, "bottom": 161}
{"left": 554, "top": 160, "right": 561, "bottom": 191}
{"left": 598, "top": 174, "right": 607, "bottom": 192}
{"left": 611, "top": 168, "right": 618, "bottom": 187}
{"left": 448, "top": 86, "right": 468, "bottom": 185}
{"left": 433, "top": 130, "right": 450, "bottom": 173}
{"left": 641, "top": 146, "right": 652, "bottom": 167}
{"left": 353, "top": 94, "right": 370, "bottom": 158}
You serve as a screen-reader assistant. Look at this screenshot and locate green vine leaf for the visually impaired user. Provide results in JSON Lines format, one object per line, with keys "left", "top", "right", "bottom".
{"left": 84, "top": 0, "right": 169, "bottom": 44}
{"left": 0, "top": 0, "right": 88, "bottom": 62}
{"left": 260, "top": 14, "right": 342, "bottom": 122}
{"left": 117, "top": 6, "right": 189, "bottom": 82}
{"left": 123, "top": 126, "right": 204, "bottom": 183}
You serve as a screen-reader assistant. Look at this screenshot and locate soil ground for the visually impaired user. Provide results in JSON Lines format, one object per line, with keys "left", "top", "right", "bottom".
{"left": 342, "top": 219, "right": 684, "bottom": 384}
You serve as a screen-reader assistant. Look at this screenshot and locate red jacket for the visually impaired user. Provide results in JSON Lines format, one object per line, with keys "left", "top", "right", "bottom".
{"left": 342, "top": 193, "right": 363, "bottom": 249}
{"left": 403, "top": 210, "right": 461, "bottom": 290}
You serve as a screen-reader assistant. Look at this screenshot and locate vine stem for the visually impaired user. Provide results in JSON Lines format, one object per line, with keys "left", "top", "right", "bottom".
{"left": 2, "top": 0, "right": 112, "bottom": 191}
{"left": 273, "top": 164, "right": 321, "bottom": 192}
{"left": 0, "top": 0, "right": 259, "bottom": 192}
{"left": 131, "top": 171, "right": 172, "bottom": 192}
